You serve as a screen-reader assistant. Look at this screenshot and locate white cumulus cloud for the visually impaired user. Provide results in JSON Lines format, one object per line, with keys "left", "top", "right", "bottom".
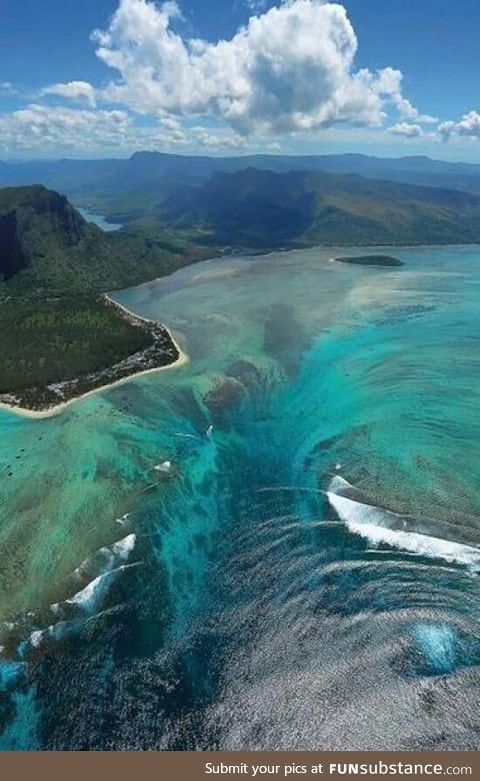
{"left": 0, "top": 104, "right": 133, "bottom": 155}
{"left": 0, "top": 0, "right": 447, "bottom": 156}
{"left": 0, "top": 103, "right": 255, "bottom": 157}
{"left": 40, "top": 80, "right": 97, "bottom": 107}
{"left": 92, "top": 0, "right": 423, "bottom": 135}
{"left": 389, "top": 121, "right": 424, "bottom": 139}
{"left": 439, "top": 111, "right": 480, "bottom": 142}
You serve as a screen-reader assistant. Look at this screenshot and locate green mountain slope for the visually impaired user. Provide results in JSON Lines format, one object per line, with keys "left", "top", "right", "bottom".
{"left": 162, "top": 168, "right": 480, "bottom": 248}
{"left": 0, "top": 184, "right": 210, "bottom": 297}
{"left": 0, "top": 185, "right": 208, "bottom": 410}
{"left": 4, "top": 152, "right": 480, "bottom": 218}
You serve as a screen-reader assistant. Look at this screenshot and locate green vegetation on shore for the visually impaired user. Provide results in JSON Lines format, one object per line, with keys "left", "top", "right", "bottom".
{"left": 0, "top": 185, "right": 196, "bottom": 410}
{"left": 0, "top": 295, "right": 180, "bottom": 411}
{"left": 0, "top": 297, "right": 152, "bottom": 394}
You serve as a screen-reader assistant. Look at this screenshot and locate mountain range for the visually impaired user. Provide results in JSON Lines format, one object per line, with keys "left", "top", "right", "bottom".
{"left": 4, "top": 151, "right": 480, "bottom": 253}
{"left": 3, "top": 151, "right": 480, "bottom": 218}
{"left": 0, "top": 184, "right": 210, "bottom": 298}
{"left": 161, "top": 167, "right": 480, "bottom": 248}
{"left": 3, "top": 150, "right": 480, "bottom": 407}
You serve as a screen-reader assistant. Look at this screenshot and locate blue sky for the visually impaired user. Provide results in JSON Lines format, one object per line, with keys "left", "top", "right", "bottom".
{"left": 1, "top": 0, "right": 480, "bottom": 160}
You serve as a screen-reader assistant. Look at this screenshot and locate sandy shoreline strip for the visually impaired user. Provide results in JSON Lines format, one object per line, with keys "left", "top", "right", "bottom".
{"left": 0, "top": 299, "right": 189, "bottom": 420}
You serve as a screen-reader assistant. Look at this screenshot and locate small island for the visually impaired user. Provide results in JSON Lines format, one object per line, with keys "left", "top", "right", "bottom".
{"left": 0, "top": 295, "right": 184, "bottom": 416}
{"left": 334, "top": 254, "right": 404, "bottom": 267}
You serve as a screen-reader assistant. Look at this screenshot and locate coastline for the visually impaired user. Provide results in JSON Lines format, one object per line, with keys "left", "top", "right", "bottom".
{"left": 3, "top": 240, "right": 477, "bottom": 422}
{"left": 0, "top": 300, "right": 189, "bottom": 420}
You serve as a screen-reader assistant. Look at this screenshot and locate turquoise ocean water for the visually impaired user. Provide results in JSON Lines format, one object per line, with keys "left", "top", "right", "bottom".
{"left": 1, "top": 246, "right": 480, "bottom": 749}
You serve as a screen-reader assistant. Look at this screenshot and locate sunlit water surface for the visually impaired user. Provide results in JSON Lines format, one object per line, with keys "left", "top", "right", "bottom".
{"left": 1, "top": 246, "right": 480, "bottom": 749}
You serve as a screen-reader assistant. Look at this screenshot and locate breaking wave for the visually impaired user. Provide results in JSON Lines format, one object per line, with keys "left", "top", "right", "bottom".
{"left": 327, "top": 476, "right": 480, "bottom": 570}
{"left": 3, "top": 534, "right": 139, "bottom": 661}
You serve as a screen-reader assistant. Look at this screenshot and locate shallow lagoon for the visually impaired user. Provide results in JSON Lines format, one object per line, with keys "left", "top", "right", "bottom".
{"left": 1, "top": 246, "right": 480, "bottom": 749}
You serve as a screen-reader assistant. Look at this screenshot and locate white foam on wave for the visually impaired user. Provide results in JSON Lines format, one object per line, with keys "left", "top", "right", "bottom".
{"left": 72, "top": 549, "right": 112, "bottom": 581}
{"left": 29, "top": 630, "right": 43, "bottom": 649}
{"left": 154, "top": 461, "right": 172, "bottom": 473}
{"left": 66, "top": 569, "right": 118, "bottom": 612}
{"left": 66, "top": 562, "right": 139, "bottom": 612}
{"left": 111, "top": 533, "right": 136, "bottom": 559}
{"left": 327, "top": 477, "right": 480, "bottom": 570}
{"left": 17, "top": 537, "right": 138, "bottom": 657}
{"left": 19, "top": 619, "right": 85, "bottom": 657}
{"left": 72, "top": 533, "right": 136, "bottom": 581}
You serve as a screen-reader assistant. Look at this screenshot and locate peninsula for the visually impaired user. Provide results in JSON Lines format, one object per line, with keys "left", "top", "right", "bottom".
{"left": 0, "top": 296, "right": 185, "bottom": 415}
{"left": 0, "top": 185, "right": 198, "bottom": 414}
